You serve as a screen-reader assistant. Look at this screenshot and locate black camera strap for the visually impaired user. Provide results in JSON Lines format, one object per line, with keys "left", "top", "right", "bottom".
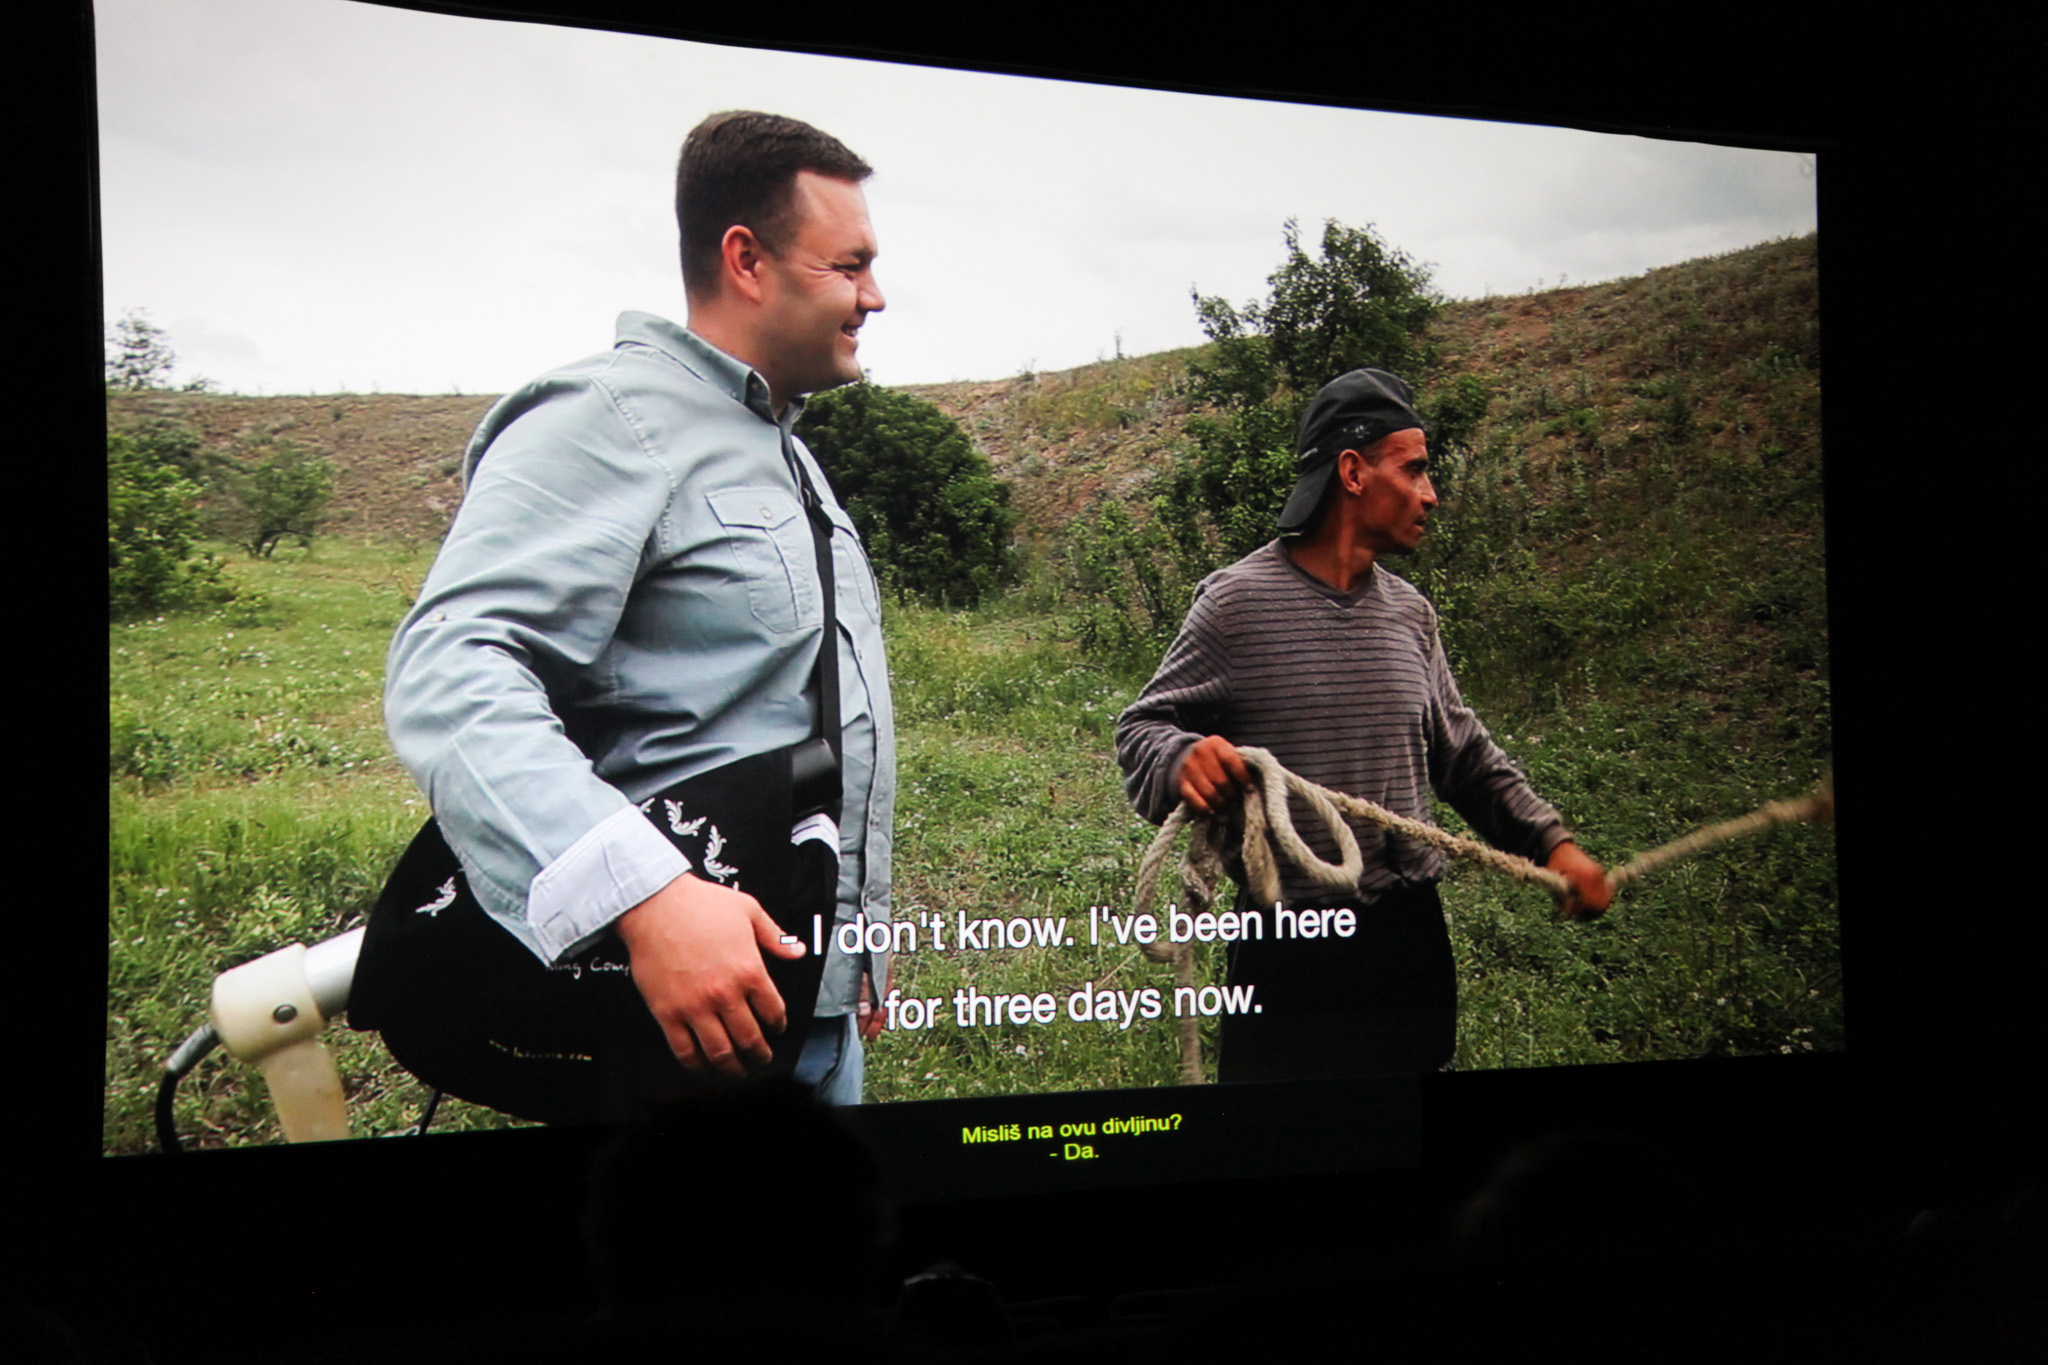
{"left": 784, "top": 424, "right": 882, "bottom": 1018}
{"left": 782, "top": 424, "right": 842, "bottom": 821}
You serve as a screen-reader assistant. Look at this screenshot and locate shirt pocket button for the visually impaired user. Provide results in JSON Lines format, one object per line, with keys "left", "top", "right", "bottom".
{"left": 707, "top": 486, "right": 808, "bottom": 633}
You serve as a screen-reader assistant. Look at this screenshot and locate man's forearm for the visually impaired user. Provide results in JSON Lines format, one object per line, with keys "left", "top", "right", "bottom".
{"left": 384, "top": 376, "right": 674, "bottom": 960}
{"left": 1116, "top": 712, "right": 1202, "bottom": 824}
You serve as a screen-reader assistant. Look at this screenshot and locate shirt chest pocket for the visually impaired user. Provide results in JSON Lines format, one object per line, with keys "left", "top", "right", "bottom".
{"left": 822, "top": 503, "right": 881, "bottom": 624}
{"left": 705, "top": 486, "right": 818, "bottom": 634}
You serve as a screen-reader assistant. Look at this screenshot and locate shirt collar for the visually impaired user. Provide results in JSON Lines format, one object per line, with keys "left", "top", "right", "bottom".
{"left": 615, "top": 311, "right": 805, "bottom": 431}
{"left": 1271, "top": 538, "right": 1378, "bottom": 603}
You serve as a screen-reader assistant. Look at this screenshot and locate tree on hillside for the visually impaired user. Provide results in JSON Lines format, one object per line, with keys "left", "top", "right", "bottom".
{"left": 796, "top": 383, "right": 1016, "bottom": 607}
{"left": 1163, "top": 219, "right": 1443, "bottom": 567}
{"left": 1200, "top": 218, "right": 1440, "bottom": 403}
{"left": 220, "top": 438, "right": 337, "bottom": 558}
{"left": 105, "top": 309, "right": 215, "bottom": 393}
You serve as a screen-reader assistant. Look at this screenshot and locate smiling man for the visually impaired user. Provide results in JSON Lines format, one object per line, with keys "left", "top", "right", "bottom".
{"left": 380, "top": 112, "right": 894, "bottom": 1108}
{"left": 1115, "top": 368, "right": 1609, "bottom": 1082}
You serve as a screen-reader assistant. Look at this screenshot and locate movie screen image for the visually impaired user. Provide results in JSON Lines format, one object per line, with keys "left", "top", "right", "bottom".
{"left": 103, "top": 0, "right": 1831, "bottom": 1169}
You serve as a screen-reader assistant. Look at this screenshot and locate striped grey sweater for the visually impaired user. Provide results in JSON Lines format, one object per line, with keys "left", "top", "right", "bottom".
{"left": 1115, "top": 541, "right": 1567, "bottom": 905}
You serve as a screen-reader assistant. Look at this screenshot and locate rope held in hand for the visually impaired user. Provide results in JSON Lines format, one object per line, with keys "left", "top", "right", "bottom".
{"left": 1605, "top": 776, "right": 1833, "bottom": 889}
{"left": 1133, "top": 746, "right": 1833, "bottom": 935}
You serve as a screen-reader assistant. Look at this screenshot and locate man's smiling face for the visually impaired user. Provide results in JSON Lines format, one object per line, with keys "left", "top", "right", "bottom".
{"left": 755, "top": 170, "right": 884, "bottom": 405}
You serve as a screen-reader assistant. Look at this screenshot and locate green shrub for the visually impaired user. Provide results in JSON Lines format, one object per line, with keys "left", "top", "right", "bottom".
{"left": 107, "top": 429, "right": 233, "bottom": 619}
{"left": 221, "top": 438, "right": 337, "bottom": 558}
{"left": 1057, "top": 501, "right": 1195, "bottom": 670}
{"left": 797, "top": 383, "right": 1017, "bottom": 607}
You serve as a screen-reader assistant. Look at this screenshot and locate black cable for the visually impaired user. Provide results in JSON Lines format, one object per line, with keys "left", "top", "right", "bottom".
{"left": 156, "top": 1023, "right": 220, "bottom": 1155}
{"left": 417, "top": 1088, "right": 442, "bottom": 1135}
{"left": 154, "top": 1071, "right": 184, "bottom": 1155}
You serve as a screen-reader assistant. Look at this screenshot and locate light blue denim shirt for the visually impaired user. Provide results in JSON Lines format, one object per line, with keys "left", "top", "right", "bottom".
{"left": 384, "top": 312, "right": 894, "bottom": 1015}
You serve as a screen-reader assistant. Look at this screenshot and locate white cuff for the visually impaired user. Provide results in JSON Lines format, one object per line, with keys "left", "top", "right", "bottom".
{"left": 526, "top": 803, "right": 691, "bottom": 962}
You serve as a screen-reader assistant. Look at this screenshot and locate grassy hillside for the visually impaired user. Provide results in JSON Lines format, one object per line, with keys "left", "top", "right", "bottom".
{"left": 108, "top": 390, "right": 491, "bottom": 547}
{"left": 107, "top": 234, "right": 1833, "bottom": 1152}
{"left": 106, "top": 234, "right": 1818, "bottom": 585}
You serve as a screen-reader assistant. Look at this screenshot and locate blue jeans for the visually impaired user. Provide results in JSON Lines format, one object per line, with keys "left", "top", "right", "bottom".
{"left": 793, "top": 1012, "right": 865, "bottom": 1105}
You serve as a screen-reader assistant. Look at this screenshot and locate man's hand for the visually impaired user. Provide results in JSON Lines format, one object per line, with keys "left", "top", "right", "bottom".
{"left": 612, "top": 873, "right": 807, "bottom": 1076}
{"left": 1178, "top": 734, "right": 1252, "bottom": 815}
{"left": 855, "top": 958, "right": 894, "bottom": 1043}
{"left": 1545, "top": 841, "right": 1613, "bottom": 921}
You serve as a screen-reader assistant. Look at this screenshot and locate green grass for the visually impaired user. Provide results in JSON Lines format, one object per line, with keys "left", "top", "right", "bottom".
{"left": 108, "top": 780, "right": 522, "bottom": 1149}
{"left": 110, "top": 550, "right": 1837, "bottom": 1153}
{"left": 107, "top": 540, "right": 527, "bottom": 1152}
{"left": 862, "top": 608, "right": 1202, "bottom": 1101}
{"left": 109, "top": 540, "right": 424, "bottom": 787}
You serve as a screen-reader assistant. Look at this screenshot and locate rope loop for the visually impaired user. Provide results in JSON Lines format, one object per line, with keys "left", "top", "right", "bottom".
{"left": 1128, "top": 752, "right": 1832, "bottom": 1084}
{"left": 1133, "top": 748, "right": 1832, "bottom": 932}
{"left": 1134, "top": 745, "right": 1569, "bottom": 945}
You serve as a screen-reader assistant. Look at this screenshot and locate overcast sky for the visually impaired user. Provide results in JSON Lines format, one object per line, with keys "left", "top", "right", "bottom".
{"left": 95, "top": 0, "right": 1818, "bottom": 398}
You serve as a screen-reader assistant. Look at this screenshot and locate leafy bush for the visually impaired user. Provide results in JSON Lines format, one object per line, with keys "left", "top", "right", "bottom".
{"left": 1198, "top": 218, "right": 1440, "bottom": 402}
{"left": 124, "top": 417, "right": 216, "bottom": 483}
{"left": 1058, "top": 501, "right": 1195, "bottom": 670}
{"left": 797, "top": 383, "right": 1017, "bottom": 607}
{"left": 221, "top": 438, "right": 337, "bottom": 558}
{"left": 107, "top": 429, "right": 232, "bottom": 619}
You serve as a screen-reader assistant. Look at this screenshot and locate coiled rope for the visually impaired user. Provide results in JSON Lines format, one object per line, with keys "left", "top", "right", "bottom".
{"left": 1130, "top": 747, "right": 1831, "bottom": 1083}
{"left": 1134, "top": 745, "right": 1833, "bottom": 932}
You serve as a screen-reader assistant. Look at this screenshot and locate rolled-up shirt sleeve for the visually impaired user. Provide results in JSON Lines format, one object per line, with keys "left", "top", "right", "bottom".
{"left": 385, "top": 376, "right": 687, "bottom": 963}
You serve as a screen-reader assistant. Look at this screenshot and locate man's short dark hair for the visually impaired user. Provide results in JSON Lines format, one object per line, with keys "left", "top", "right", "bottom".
{"left": 676, "top": 111, "right": 873, "bottom": 302}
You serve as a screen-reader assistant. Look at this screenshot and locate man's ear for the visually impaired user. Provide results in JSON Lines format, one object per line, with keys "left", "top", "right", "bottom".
{"left": 719, "top": 224, "right": 771, "bottom": 304}
{"left": 1336, "top": 448, "right": 1372, "bottom": 495}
